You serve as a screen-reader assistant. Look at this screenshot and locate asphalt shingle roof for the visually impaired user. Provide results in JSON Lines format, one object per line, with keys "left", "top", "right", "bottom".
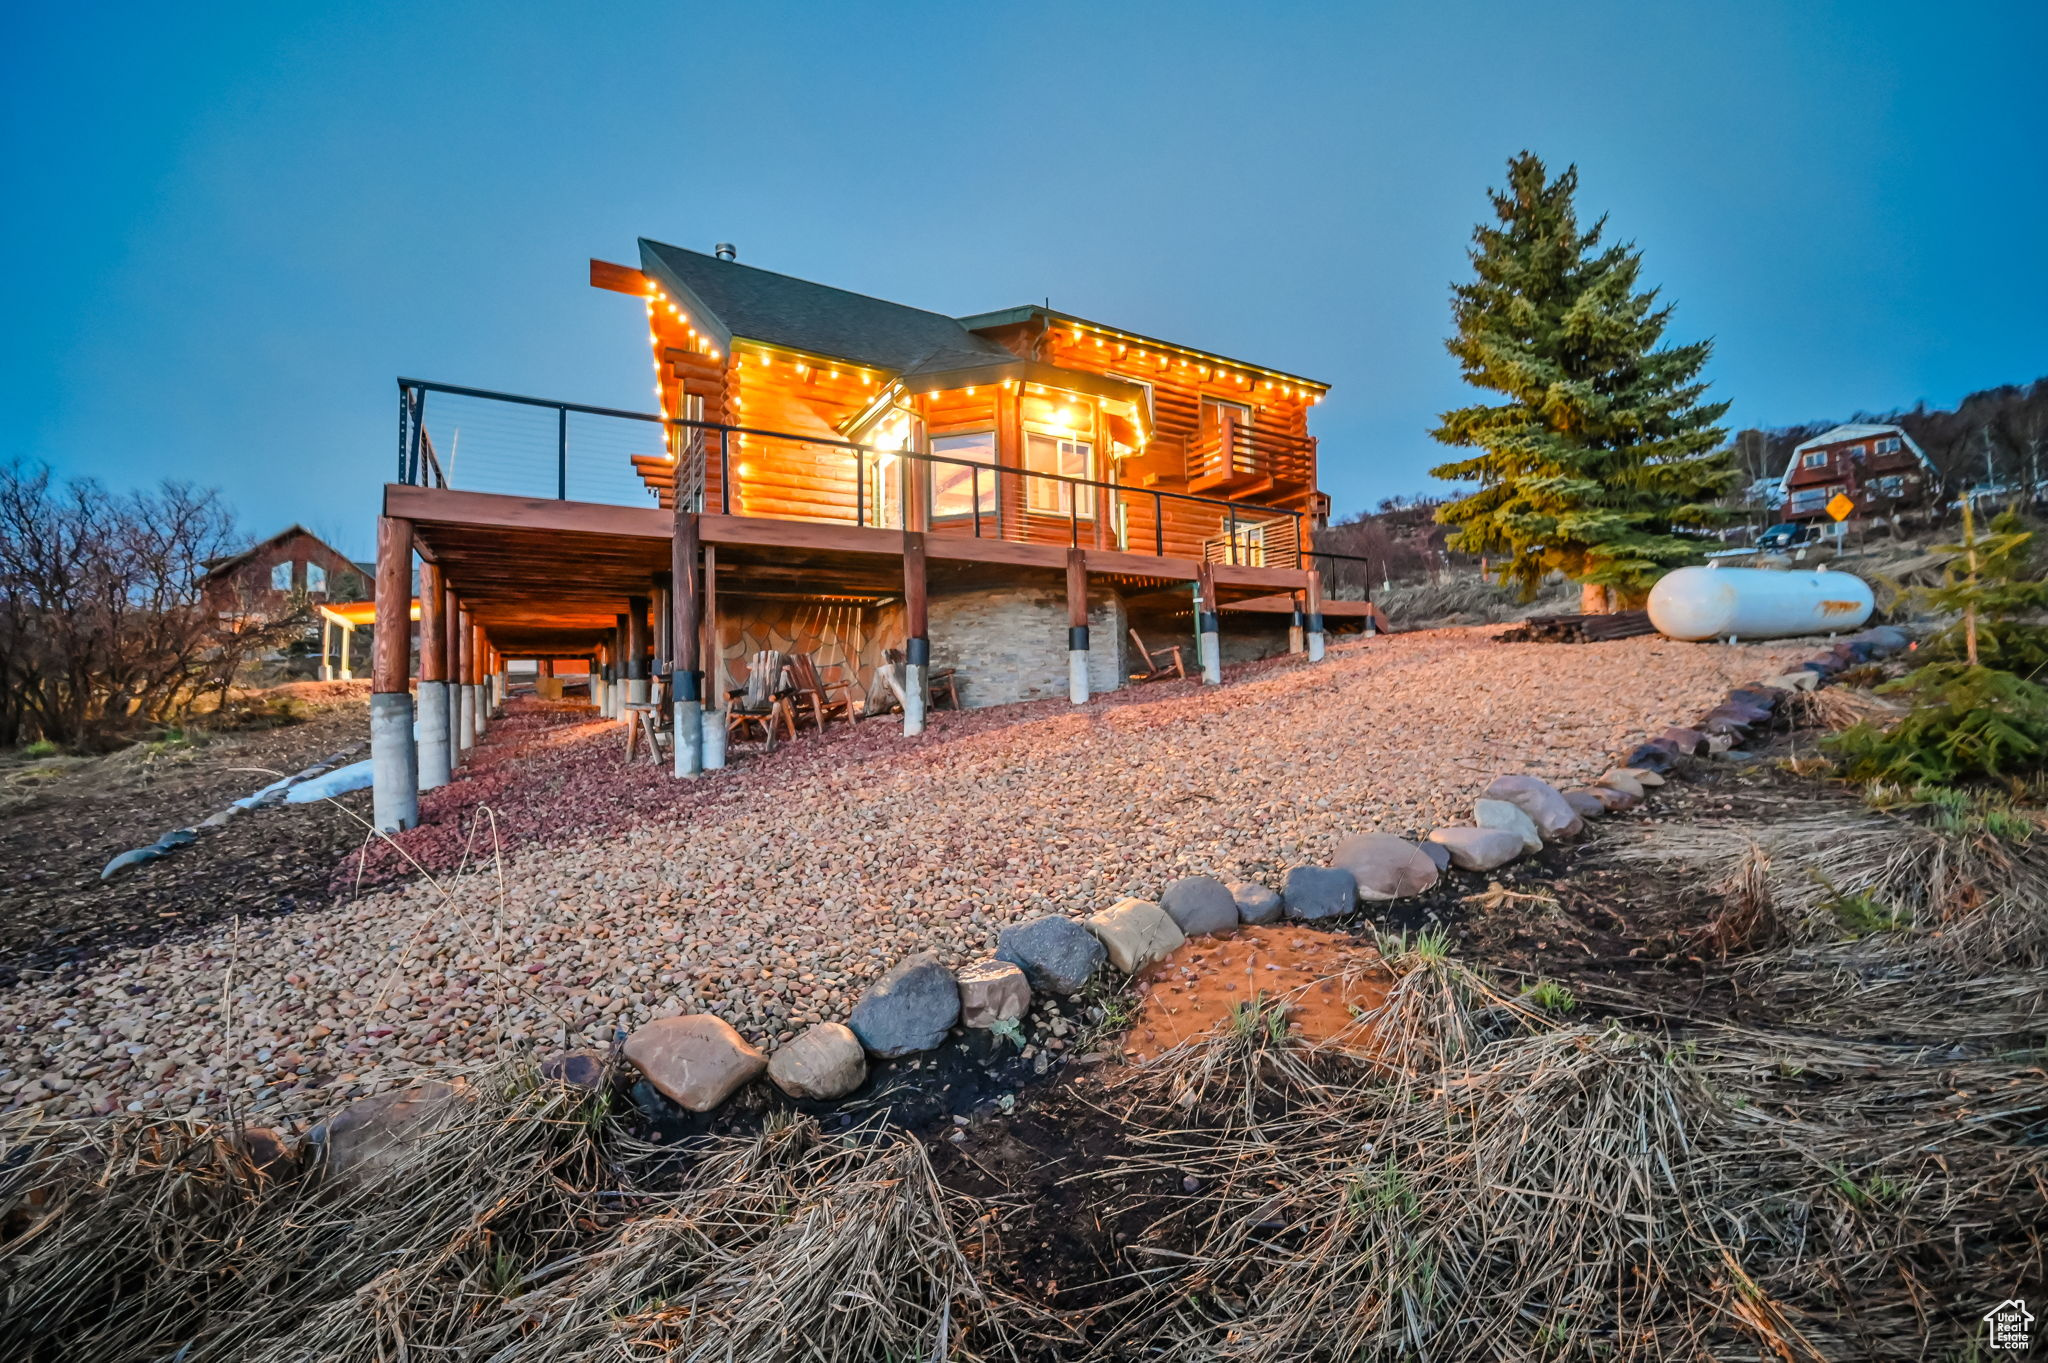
{"left": 638, "top": 239, "right": 1015, "bottom": 375}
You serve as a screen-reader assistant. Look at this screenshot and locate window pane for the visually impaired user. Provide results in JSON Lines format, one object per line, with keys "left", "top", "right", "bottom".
{"left": 307, "top": 563, "right": 326, "bottom": 592}
{"left": 271, "top": 561, "right": 292, "bottom": 591}
{"left": 931, "top": 432, "right": 996, "bottom": 519}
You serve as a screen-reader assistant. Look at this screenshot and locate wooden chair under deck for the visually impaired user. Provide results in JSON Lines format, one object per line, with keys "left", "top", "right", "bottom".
{"left": 784, "top": 652, "right": 863, "bottom": 730}
{"left": 1128, "top": 628, "right": 1188, "bottom": 683}
{"left": 727, "top": 649, "right": 797, "bottom": 750}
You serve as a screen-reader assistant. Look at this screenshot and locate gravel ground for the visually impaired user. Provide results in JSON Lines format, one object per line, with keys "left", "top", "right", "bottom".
{"left": 0, "top": 628, "right": 1810, "bottom": 1121}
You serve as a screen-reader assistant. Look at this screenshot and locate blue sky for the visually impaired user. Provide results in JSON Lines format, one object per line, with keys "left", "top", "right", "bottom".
{"left": 7, "top": 1, "right": 2044, "bottom": 557}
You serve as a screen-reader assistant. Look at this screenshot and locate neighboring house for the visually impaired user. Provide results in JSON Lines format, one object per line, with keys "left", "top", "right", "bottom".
{"left": 200, "top": 525, "right": 371, "bottom": 617}
{"left": 1776, "top": 423, "right": 1937, "bottom": 521}
{"left": 385, "top": 238, "right": 1357, "bottom": 713}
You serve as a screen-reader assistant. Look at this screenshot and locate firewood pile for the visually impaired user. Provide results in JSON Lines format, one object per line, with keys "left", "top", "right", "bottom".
{"left": 1494, "top": 610, "right": 1657, "bottom": 644}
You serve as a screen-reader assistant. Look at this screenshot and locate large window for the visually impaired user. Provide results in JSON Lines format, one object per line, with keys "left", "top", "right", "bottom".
{"left": 1025, "top": 431, "right": 1093, "bottom": 516}
{"left": 1800, "top": 451, "right": 1828, "bottom": 470}
{"left": 271, "top": 560, "right": 292, "bottom": 591}
{"left": 930, "top": 431, "right": 997, "bottom": 519}
{"left": 306, "top": 562, "right": 326, "bottom": 593}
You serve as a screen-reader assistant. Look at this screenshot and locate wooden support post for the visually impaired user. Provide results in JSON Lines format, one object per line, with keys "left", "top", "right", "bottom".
{"left": 611, "top": 615, "right": 629, "bottom": 721}
{"left": 338, "top": 621, "right": 353, "bottom": 680}
{"left": 625, "top": 595, "right": 652, "bottom": 707}
{"left": 1304, "top": 568, "right": 1327, "bottom": 663}
{"left": 1288, "top": 588, "right": 1306, "bottom": 655}
{"left": 457, "top": 609, "right": 477, "bottom": 752}
{"left": 318, "top": 616, "right": 332, "bottom": 681}
{"left": 1066, "top": 547, "right": 1090, "bottom": 704}
{"left": 473, "top": 624, "right": 491, "bottom": 732}
{"left": 700, "top": 545, "right": 725, "bottom": 769}
{"left": 672, "top": 510, "right": 704, "bottom": 776}
{"left": 902, "top": 530, "right": 929, "bottom": 735}
{"left": 1196, "top": 560, "right": 1222, "bottom": 684}
{"left": 369, "top": 515, "right": 419, "bottom": 832}
{"left": 416, "top": 562, "right": 451, "bottom": 791}
{"left": 652, "top": 572, "right": 672, "bottom": 680}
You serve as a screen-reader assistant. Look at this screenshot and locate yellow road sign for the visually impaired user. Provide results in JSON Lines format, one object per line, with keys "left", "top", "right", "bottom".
{"left": 1826, "top": 493, "right": 1856, "bottom": 521}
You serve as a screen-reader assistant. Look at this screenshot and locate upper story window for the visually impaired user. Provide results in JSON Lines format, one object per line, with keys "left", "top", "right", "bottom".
{"left": 1800, "top": 451, "right": 1829, "bottom": 470}
{"left": 1024, "top": 431, "right": 1093, "bottom": 517}
{"left": 306, "top": 562, "right": 326, "bottom": 593}
{"left": 1845, "top": 444, "right": 1867, "bottom": 459}
{"left": 930, "top": 431, "right": 997, "bottom": 519}
{"left": 1875, "top": 436, "right": 1901, "bottom": 454}
{"left": 271, "top": 561, "right": 293, "bottom": 591}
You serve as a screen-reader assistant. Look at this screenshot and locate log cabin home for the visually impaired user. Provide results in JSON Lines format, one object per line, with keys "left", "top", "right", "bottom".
{"left": 369, "top": 238, "right": 1361, "bottom": 825}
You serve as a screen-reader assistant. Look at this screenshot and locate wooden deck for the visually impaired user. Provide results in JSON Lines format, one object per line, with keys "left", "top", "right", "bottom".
{"left": 386, "top": 484, "right": 1316, "bottom": 655}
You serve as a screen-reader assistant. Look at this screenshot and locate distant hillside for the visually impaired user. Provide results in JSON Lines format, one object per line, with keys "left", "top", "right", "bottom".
{"left": 1731, "top": 377, "right": 2048, "bottom": 491}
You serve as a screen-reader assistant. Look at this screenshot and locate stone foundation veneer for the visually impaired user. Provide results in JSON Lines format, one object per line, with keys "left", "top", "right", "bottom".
{"left": 928, "top": 585, "right": 1129, "bottom": 708}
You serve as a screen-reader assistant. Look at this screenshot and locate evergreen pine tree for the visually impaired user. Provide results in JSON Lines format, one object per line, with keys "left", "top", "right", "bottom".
{"left": 1925, "top": 502, "right": 2048, "bottom": 677}
{"left": 1431, "top": 153, "right": 1736, "bottom": 611}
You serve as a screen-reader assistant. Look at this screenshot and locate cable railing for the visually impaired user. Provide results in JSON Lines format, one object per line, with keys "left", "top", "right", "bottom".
{"left": 397, "top": 379, "right": 1306, "bottom": 568}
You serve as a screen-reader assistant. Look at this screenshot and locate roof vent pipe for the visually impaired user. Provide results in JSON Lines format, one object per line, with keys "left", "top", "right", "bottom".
{"left": 714, "top": 242, "right": 736, "bottom": 261}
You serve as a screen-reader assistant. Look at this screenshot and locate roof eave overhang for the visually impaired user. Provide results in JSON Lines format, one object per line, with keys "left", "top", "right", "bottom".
{"left": 901, "top": 358, "right": 1148, "bottom": 408}
{"left": 957, "top": 305, "right": 1330, "bottom": 393}
{"left": 637, "top": 239, "right": 735, "bottom": 360}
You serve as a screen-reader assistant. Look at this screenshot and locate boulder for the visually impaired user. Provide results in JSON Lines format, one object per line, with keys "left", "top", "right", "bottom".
{"left": 1282, "top": 865, "right": 1359, "bottom": 921}
{"left": 1574, "top": 785, "right": 1634, "bottom": 812}
{"left": 1086, "top": 898, "right": 1186, "bottom": 974}
{"left": 1418, "top": 839, "right": 1451, "bottom": 872}
{"left": 767, "top": 1022, "right": 867, "bottom": 1101}
{"left": 1473, "top": 798, "right": 1543, "bottom": 853}
{"left": 1619, "top": 766, "right": 1666, "bottom": 788}
{"left": 1228, "top": 881, "right": 1283, "bottom": 925}
{"left": 1699, "top": 713, "right": 1752, "bottom": 739}
{"left": 304, "top": 1079, "right": 472, "bottom": 1180}
{"left": 1482, "top": 774, "right": 1584, "bottom": 840}
{"left": 1331, "top": 832, "right": 1440, "bottom": 900}
{"left": 623, "top": 1015, "right": 767, "bottom": 1111}
{"left": 1427, "top": 826, "right": 1526, "bottom": 871}
{"left": 99, "top": 846, "right": 165, "bottom": 881}
{"left": 1159, "top": 875, "right": 1239, "bottom": 936}
{"left": 956, "top": 959, "right": 1031, "bottom": 1028}
{"left": 1727, "top": 687, "right": 1785, "bottom": 713}
{"left": 539, "top": 1048, "right": 610, "bottom": 1090}
{"left": 1561, "top": 788, "right": 1609, "bottom": 819}
{"left": 1851, "top": 625, "right": 1909, "bottom": 656}
{"left": 996, "top": 915, "right": 1106, "bottom": 995}
{"left": 848, "top": 953, "right": 961, "bottom": 1057}
{"left": 1767, "top": 670, "right": 1820, "bottom": 691}
{"left": 1658, "top": 727, "right": 1710, "bottom": 757}
{"left": 1625, "top": 742, "right": 1681, "bottom": 774}
{"left": 1597, "top": 768, "right": 1646, "bottom": 799}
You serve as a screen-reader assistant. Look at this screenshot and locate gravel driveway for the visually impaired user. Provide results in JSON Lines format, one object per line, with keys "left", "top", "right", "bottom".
{"left": 0, "top": 628, "right": 1810, "bottom": 1121}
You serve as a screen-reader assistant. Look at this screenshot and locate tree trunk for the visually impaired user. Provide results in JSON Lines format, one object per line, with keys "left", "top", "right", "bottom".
{"left": 1579, "top": 580, "right": 1608, "bottom": 615}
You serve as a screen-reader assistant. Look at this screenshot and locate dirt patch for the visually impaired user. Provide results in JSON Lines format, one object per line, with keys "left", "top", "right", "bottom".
{"left": 1123, "top": 926, "right": 1390, "bottom": 1061}
{"left": 0, "top": 693, "right": 371, "bottom": 985}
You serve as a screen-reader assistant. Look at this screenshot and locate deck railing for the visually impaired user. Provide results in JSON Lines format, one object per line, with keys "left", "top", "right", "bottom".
{"left": 398, "top": 379, "right": 1305, "bottom": 568}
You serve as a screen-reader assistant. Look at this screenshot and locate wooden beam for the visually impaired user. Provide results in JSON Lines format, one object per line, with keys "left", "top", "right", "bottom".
{"left": 590, "top": 258, "right": 650, "bottom": 295}
{"left": 372, "top": 516, "right": 413, "bottom": 693}
{"left": 672, "top": 510, "right": 703, "bottom": 775}
{"left": 903, "top": 529, "right": 929, "bottom": 735}
{"left": 418, "top": 561, "right": 446, "bottom": 683}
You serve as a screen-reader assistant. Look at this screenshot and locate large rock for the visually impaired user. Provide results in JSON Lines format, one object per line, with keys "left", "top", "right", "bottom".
{"left": 1619, "top": 766, "right": 1666, "bottom": 788}
{"left": 1482, "top": 774, "right": 1583, "bottom": 840}
{"left": 1427, "top": 826, "right": 1526, "bottom": 871}
{"left": 1228, "top": 881, "right": 1283, "bottom": 925}
{"left": 1159, "top": 875, "right": 1239, "bottom": 936}
{"left": 1626, "top": 741, "right": 1682, "bottom": 774}
{"left": 1596, "top": 768, "right": 1646, "bottom": 799}
{"left": 1561, "top": 788, "right": 1609, "bottom": 819}
{"left": 1577, "top": 783, "right": 1636, "bottom": 812}
{"left": 1282, "top": 865, "right": 1359, "bottom": 921}
{"left": 1086, "top": 898, "right": 1185, "bottom": 974}
{"left": 1418, "top": 839, "right": 1451, "bottom": 872}
{"left": 956, "top": 959, "right": 1031, "bottom": 1028}
{"left": 304, "top": 1079, "right": 472, "bottom": 1181}
{"left": 624, "top": 1014, "right": 768, "bottom": 1111}
{"left": 847, "top": 953, "right": 961, "bottom": 1057}
{"left": 1850, "top": 625, "right": 1909, "bottom": 657}
{"left": 1659, "top": 727, "right": 1710, "bottom": 757}
{"left": 996, "top": 915, "right": 1106, "bottom": 994}
{"left": 767, "top": 1022, "right": 867, "bottom": 1101}
{"left": 1473, "top": 798, "right": 1543, "bottom": 853}
{"left": 1331, "top": 833, "right": 1440, "bottom": 900}
{"left": 1766, "top": 670, "right": 1820, "bottom": 692}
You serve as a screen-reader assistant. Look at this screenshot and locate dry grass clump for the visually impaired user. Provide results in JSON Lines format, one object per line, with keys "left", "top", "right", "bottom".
{"left": 1782, "top": 683, "right": 1904, "bottom": 733}
{"left": 1088, "top": 943, "right": 2047, "bottom": 1360}
{"left": 0, "top": 1073, "right": 1012, "bottom": 1363}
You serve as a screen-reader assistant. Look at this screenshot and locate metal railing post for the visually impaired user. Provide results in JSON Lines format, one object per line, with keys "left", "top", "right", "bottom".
{"left": 556, "top": 406, "right": 568, "bottom": 500}
{"left": 972, "top": 467, "right": 981, "bottom": 538}
{"left": 1227, "top": 504, "right": 1239, "bottom": 565}
{"left": 1154, "top": 492, "right": 1165, "bottom": 556}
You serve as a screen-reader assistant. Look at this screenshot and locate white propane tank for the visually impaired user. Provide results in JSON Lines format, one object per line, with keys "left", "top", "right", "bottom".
{"left": 1647, "top": 566, "right": 1875, "bottom": 642}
